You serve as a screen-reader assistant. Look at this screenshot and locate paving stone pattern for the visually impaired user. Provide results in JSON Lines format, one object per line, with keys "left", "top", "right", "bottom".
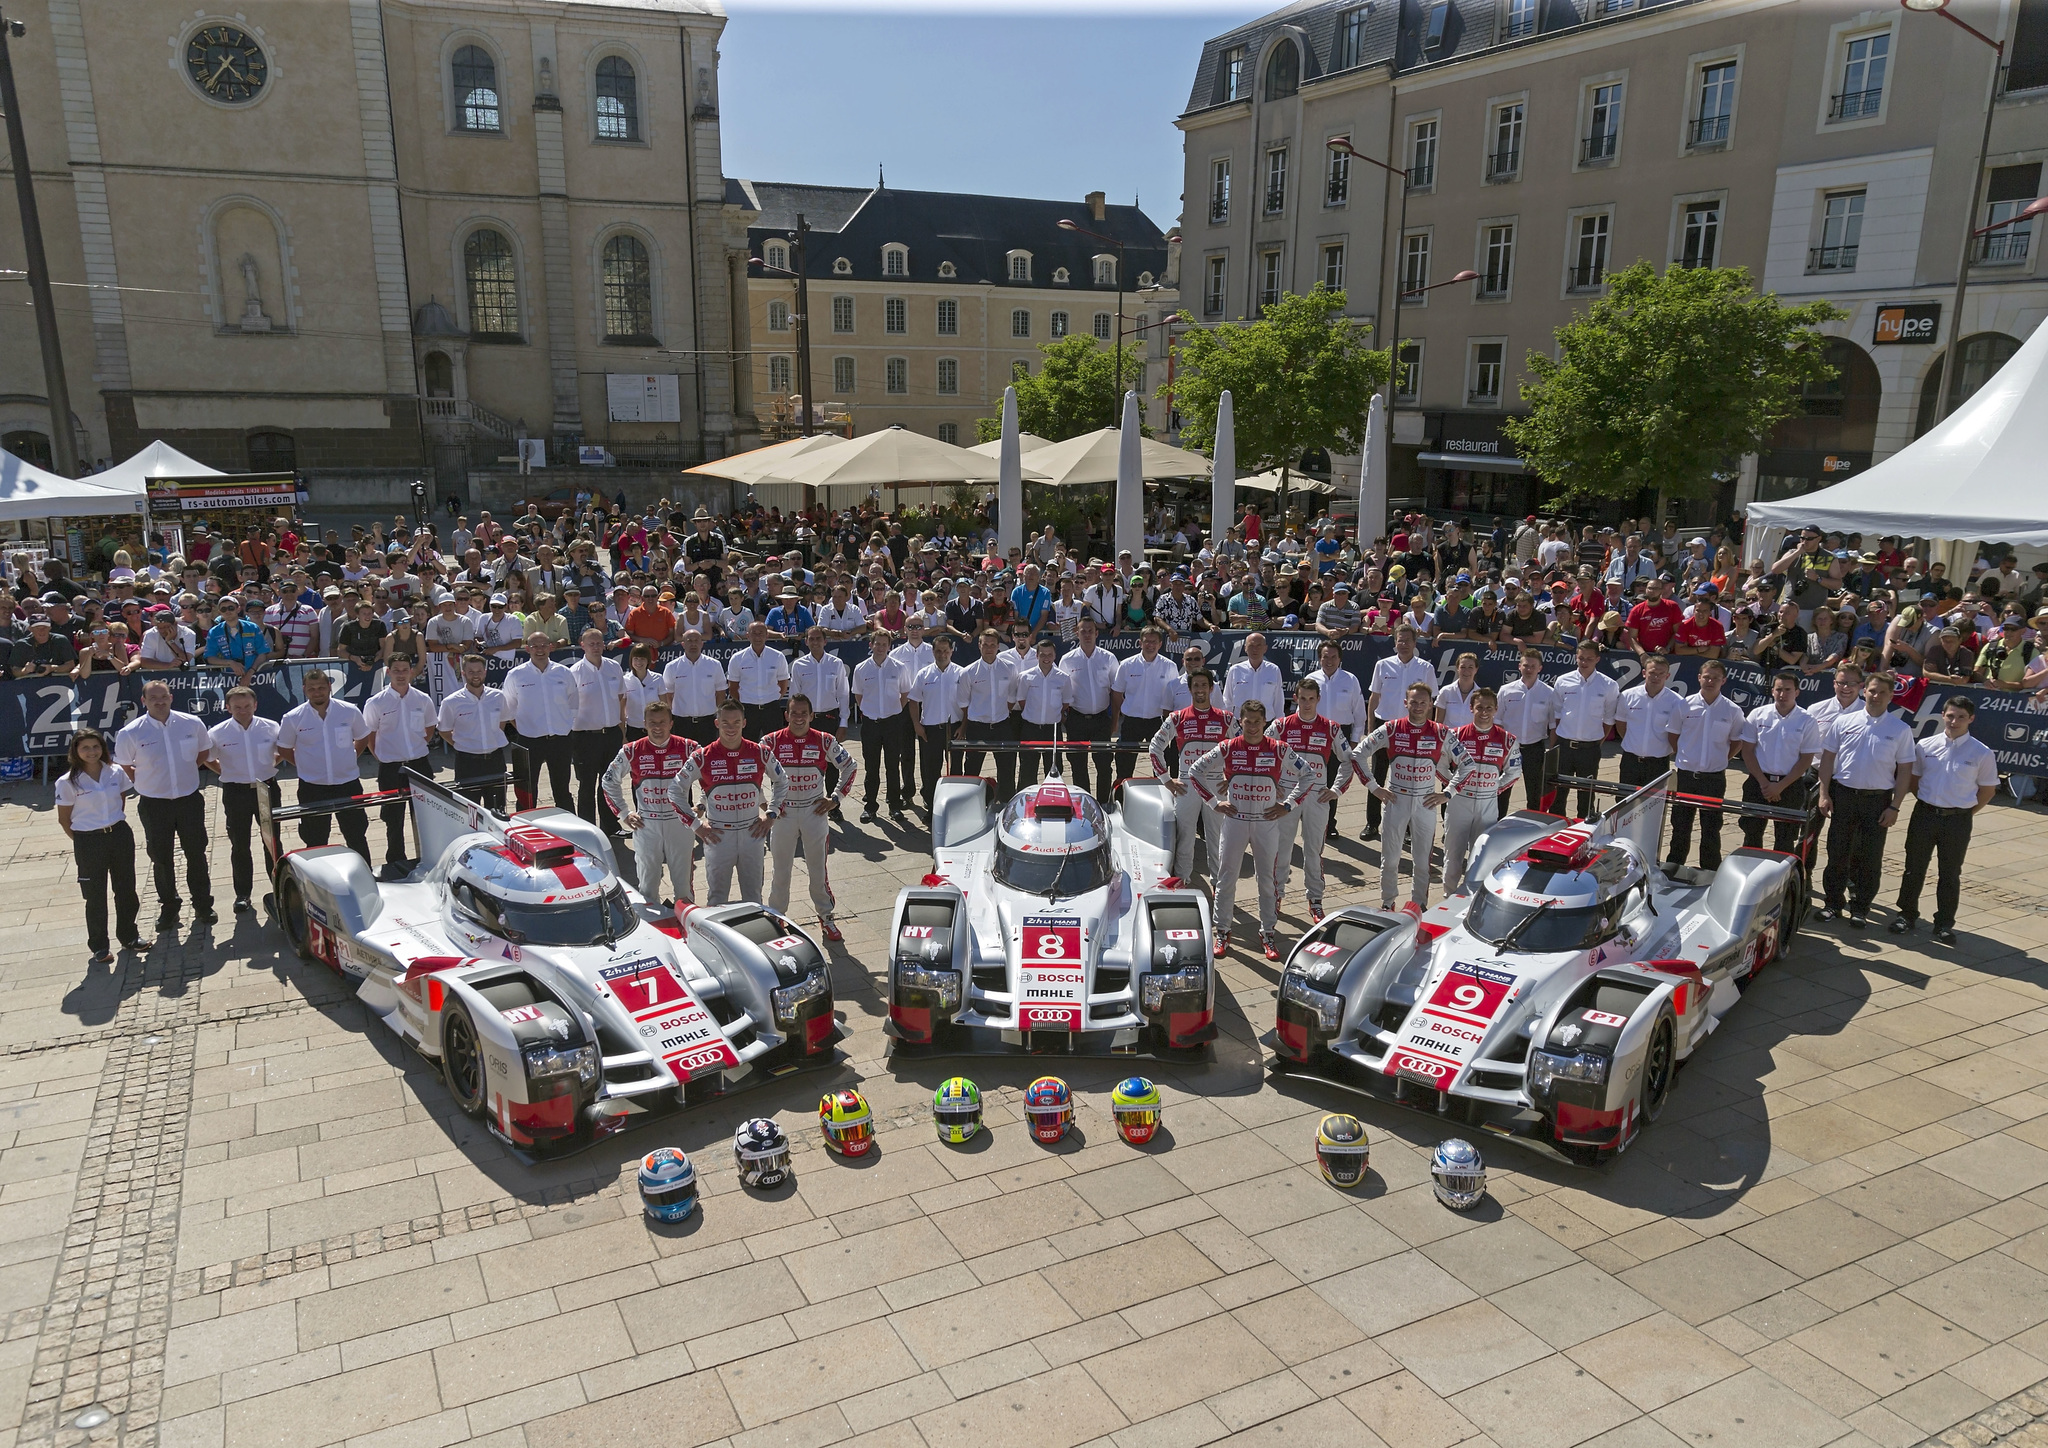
{"left": 2, "top": 766, "right": 2047, "bottom": 1448}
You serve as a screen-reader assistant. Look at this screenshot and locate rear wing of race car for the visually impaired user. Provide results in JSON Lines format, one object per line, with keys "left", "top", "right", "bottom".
{"left": 255, "top": 746, "right": 530, "bottom": 876}
{"left": 1554, "top": 766, "right": 1821, "bottom": 866}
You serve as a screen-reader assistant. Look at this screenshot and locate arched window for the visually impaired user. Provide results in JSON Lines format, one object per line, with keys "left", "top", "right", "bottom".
{"left": 767, "top": 299, "right": 789, "bottom": 332}
{"left": 423, "top": 353, "right": 454, "bottom": 398}
{"left": 595, "top": 56, "right": 638, "bottom": 141}
{"left": 1, "top": 431, "right": 50, "bottom": 468}
{"left": 938, "top": 261, "right": 956, "bottom": 278}
{"left": 453, "top": 45, "right": 500, "bottom": 133}
{"left": 768, "top": 355, "right": 792, "bottom": 393}
{"left": 1009, "top": 253, "right": 1031, "bottom": 281}
{"left": 764, "top": 242, "right": 788, "bottom": 271}
{"left": 883, "top": 245, "right": 908, "bottom": 277}
{"left": 1094, "top": 256, "right": 1116, "bottom": 286}
{"left": 1915, "top": 332, "right": 2020, "bottom": 437}
{"left": 246, "top": 431, "right": 296, "bottom": 474}
{"left": 833, "top": 257, "right": 852, "bottom": 275}
{"left": 1265, "top": 40, "right": 1299, "bottom": 101}
{"left": 1053, "top": 267, "right": 1070, "bottom": 284}
{"left": 464, "top": 229, "right": 520, "bottom": 337}
{"left": 602, "top": 234, "right": 655, "bottom": 341}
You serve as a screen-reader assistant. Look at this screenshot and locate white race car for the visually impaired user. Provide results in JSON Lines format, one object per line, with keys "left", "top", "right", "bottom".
{"left": 884, "top": 776, "right": 1217, "bottom": 1057}
{"left": 261, "top": 771, "right": 843, "bottom": 1158}
{"left": 1270, "top": 772, "right": 1815, "bottom": 1164}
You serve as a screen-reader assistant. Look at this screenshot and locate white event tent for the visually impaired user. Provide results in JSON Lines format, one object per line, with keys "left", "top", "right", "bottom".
{"left": 0, "top": 452, "right": 143, "bottom": 522}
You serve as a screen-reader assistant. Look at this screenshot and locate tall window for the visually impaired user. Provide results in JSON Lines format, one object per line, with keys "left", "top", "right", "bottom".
{"left": 938, "top": 422, "right": 959, "bottom": 444}
{"left": 463, "top": 228, "right": 518, "bottom": 335}
{"left": 1489, "top": 103, "right": 1524, "bottom": 180}
{"left": 1259, "top": 251, "right": 1283, "bottom": 311}
{"left": 1469, "top": 342, "right": 1504, "bottom": 402}
{"left": 1980, "top": 164, "right": 2043, "bottom": 263}
{"left": 937, "top": 299, "right": 959, "bottom": 335}
{"left": 1326, "top": 143, "right": 1350, "bottom": 206}
{"left": 832, "top": 295, "right": 854, "bottom": 332}
{"left": 1680, "top": 202, "right": 1721, "bottom": 268}
{"left": 1210, "top": 159, "right": 1230, "bottom": 222}
{"left": 1409, "top": 119, "right": 1438, "bottom": 190}
{"left": 1217, "top": 45, "right": 1247, "bottom": 103}
{"left": 1833, "top": 32, "right": 1889, "bottom": 119}
{"left": 764, "top": 241, "right": 788, "bottom": 271}
{"left": 1482, "top": 224, "right": 1514, "bottom": 294}
{"left": 1322, "top": 243, "right": 1346, "bottom": 291}
{"left": 884, "top": 246, "right": 907, "bottom": 276}
{"left": 1693, "top": 61, "right": 1736, "bottom": 146}
{"left": 601, "top": 235, "right": 653, "bottom": 340}
{"left": 1584, "top": 83, "right": 1622, "bottom": 164}
{"left": 1504, "top": 0, "right": 1537, "bottom": 40}
{"left": 1012, "top": 309, "right": 1031, "bottom": 338}
{"left": 453, "top": 46, "right": 499, "bottom": 132}
{"left": 1571, "top": 213, "right": 1610, "bottom": 289}
{"left": 246, "top": 431, "right": 295, "bottom": 474}
{"left": 1812, "top": 190, "right": 1864, "bottom": 271}
{"left": 1395, "top": 342, "right": 1421, "bottom": 400}
{"left": 1336, "top": 6, "right": 1370, "bottom": 69}
{"left": 1009, "top": 253, "right": 1031, "bottom": 281}
{"left": 1094, "top": 257, "right": 1116, "bottom": 285}
{"left": 833, "top": 356, "right": 855, "bottom": 393}
{"left": 937, "top": 358, "right": 959, "bottom": 394}
{"left": 767, "top": 300, "right": 790, "bottom": 333}
{"left": 1050, "top": 310, "right": 1069, "bottom": 338}
{"left": 1264, "top": 40, "right": 1298, "bottom": 101}
{"left": 1205, "top": 255, "right": 1227, "bottom": 313}
{"left": 595, "top": 56, "right": 638, "bottom": 141}
{"left": 1401, "top": 232, "right": 1430, "bottom": 296}
{"left": 1093, "top": 313, "right": 1113, "bottom": 340}
{"left": 885, "top": 297, "right": 906, "bottom": 334}
{"left": 886, "top": 357, "right": 907, "bottom": 394}
{"left": 768, "top": 355, "right": 792, "bottom": 393}
{"left": 1265, "top": 148, "right": 1288, "bottom": 214}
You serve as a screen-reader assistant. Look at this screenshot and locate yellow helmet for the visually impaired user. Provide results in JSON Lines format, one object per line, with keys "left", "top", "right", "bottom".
{"left": 818, "top": 1088, "right": 874, "bottom": 1157}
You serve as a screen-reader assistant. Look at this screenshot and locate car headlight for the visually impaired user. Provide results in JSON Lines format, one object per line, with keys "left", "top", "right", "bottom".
{"left": 1528, "top": 1049, "right": 1609, "bottom": 1094}
{"left": 524, "top": 1042, "right": 598, "bottom": 1086}
{"left": 1141, "top": 962, "right": 1207, "bottom": 1012}
{"left": 897, "top": 964, "right": 961, "bottom": 1012}
{"left": 771, "top": 971, "right": 829, "bottom": 1024}
{"left": 1280, "top": 973, "right": 1342, "bottom": 1033}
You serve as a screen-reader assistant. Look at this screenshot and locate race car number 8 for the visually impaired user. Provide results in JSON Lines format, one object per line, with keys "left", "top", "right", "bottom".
{"left": 1036, "top": 933, "right": 1063, "bottom": 958}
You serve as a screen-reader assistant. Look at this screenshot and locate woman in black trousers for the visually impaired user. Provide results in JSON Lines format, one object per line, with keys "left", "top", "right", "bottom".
{"left": 56, "top": 727, "right": 148, "bottom": 966}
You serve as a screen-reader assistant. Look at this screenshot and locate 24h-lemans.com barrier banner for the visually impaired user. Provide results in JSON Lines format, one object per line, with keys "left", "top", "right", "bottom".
{"left": 5, "top": 631, "right": 2045, "bottom": 775}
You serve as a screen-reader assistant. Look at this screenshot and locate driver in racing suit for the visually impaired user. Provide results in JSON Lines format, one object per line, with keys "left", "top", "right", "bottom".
{"left": 1273, "top": 678, "right": 1351, "bottom": 924}
{"left": 1439, "top": 686, "right": 1522, "bottom": 894}
{"left": 1184, "top": 699, "right": 1313, "bottom": 961}
{"left": 1351, "top": 681, "right": 1449, "bottom": 912}
{"left": 764, "top": 692, "right": 858, "bottom": 941}
{"left": 1149, "top": 669, "right": 1233, "bottom": 884}
{"left": 670, "top": 701, "right": 788, "bottom": 904}
{"left": 600, "top": 699, "right": 698, "bottom": 907}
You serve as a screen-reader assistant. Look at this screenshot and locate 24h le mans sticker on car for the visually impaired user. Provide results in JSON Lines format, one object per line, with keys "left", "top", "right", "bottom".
{"left": 1017, "top": 916, "right": 1085, "bottom": 1031}
{"left": 598, "top": 956, "right": 740, "bottom": 1082}
{"left": 1385, "top": 961, "right": 1519, "bottom": 1086}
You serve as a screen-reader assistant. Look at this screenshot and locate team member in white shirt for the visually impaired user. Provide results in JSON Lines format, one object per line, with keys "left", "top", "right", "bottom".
{"left": 59, "top": 727, "right": 147, "bottom": 962}
{"left": 1891, "top": 694, "right": 1999, "bottom": 943}
{"left": 275, "top": 668, "right": 374, "bottom": 863}
{"left": 205, "top": 684, "right": 281, "bottom": 913}
{"left": 1113, "top": 626, "right": 1181, "bottom": 784}
{"left": 1738, "top": 668, "right": 1822, "bottom": 853}
{"left": 955, "top": 628, "right": 1022, "bottom": 798}
{"left": 621, "top": 643, "right": 665, "bottom": 741}
{"left": 907, "top": 635, "right": 964, "bottom": 813}
{"left": 791, "top": 624, "right": 852, "bottom": 803}
{"left": 437, "top": 653, "right": 510, "bottom": 812}
{"left": 1059, "top": 619, "right": 1119, "bottom": 798}
{"left": 501, "top": 633, "right": 580, "bottom": 812}
{"left": 1435, "top": 652, "right": 1482, "bottom": 729}
{"left": 727, "top": 620, "right": 791, "bottom": 737}
{"left": 1816, "top": 672, "right": 1917, "bottom": 925}
{"left": 1223, "top": 631, "right": 1286, "bottom": 728}
{"left": 1364, "top": 625, "right": 1438, "bottom": 839}
{"left": 852, "top": 630, "right": 913, "bottom": 821}
{"left": 1494, "top": 647, "right": 1557, "bottom": 812}
{"left": 889, "top": 617, "right": 936, "bottom": 682}
{"left": 660, "top": 628, "right": 728, "bottom": 747}
{"left": 1553, "top": 638, "right": 1621, "bottom": 819}
{"left": 1303, "top": 640, "right": 1368, "bottom": 746}
{"left": 112, "top": 679, "right": 217, "bottom": 931}
{"left": 1616, "top": 654, "right": 1686, "bottom": 790}
{"left": 1012, "top": 636, "right": 1074, "bottom": 788}
{"left": 1806, "top": 664, "right": 1863, "bottom": 735}
{"left": 362, "top": 655, "right": 439, "bottom": 876}
{"left": 1665, "top": 658, "right": 1746, "bottom": 875}
{"left": 568, "top": 627, "right": 626, "bottom": 827}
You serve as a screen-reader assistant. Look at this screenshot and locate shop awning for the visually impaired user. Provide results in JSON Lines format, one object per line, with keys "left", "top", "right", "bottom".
{"left": 1416, "top": 451, "right": 1526, "bottom": 474}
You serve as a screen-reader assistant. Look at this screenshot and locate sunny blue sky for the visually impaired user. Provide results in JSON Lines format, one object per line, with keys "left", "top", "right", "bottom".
{"left": 720, "top": 1, "right": 1258, "bottom": 236}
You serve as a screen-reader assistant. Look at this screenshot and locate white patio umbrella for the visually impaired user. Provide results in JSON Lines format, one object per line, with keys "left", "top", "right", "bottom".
{"left": 1012, "top": 427, "right": 1214, "bottom": 487}
{"left": 1210, "top": 389, "right": 1235, "bottom": 547}
{"left": 1114, "top": 391, "right": 1144, "bottom": 563}
{"left": 1236, "top": 468, "right": 1335, "bottom": 495}
{"left": 967, "top": 430, "right": 1055, "bottom": 459}
{"left": 778, "top": 424, "right": 1046, "bottom": 490}
{"left": 1358, "top": 393, "right": 1387, "bottom": 543}
{"left": 684, "top": 432, "right": 849, "bottom": 485}
{"left": 996, "top": 388, "right": 1024, "bottom": 559}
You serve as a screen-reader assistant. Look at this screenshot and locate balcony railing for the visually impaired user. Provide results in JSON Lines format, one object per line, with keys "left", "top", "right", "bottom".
{"left": 1688, "top": 113, "right": 1731, "bottom": 148}
{"left": 1828, "top": 88, "right": 1882, "bottom": 121}
{"left": 1976, "top": 230, "right": 2032, "bottom": 264}
{"left": 1567, "top": 262, "right": 1607, "bottom": 291}
{"left": 1479, "top": 271, "right": 1510, "bottom": 296}
{"left": 1485, "top": 147, "right": 1521, "bottom": 181}
{"left": 1204, "top": 291, "right": 1226, "bottom": 314}
{"left": 1807, "top": 244, "right": 1858, "bottom": 273}
{"left": 1580, "top": 131, "right": 1618, "bottom": 164}
{"left": 1406, "top": 161, "right": 1436, "bottom": 190}
{"left": 1468, "top": 387, "right": 1502, "bottom": 404}
{"left": 1209, "top": 193, "right": 1229, "bottom": 223}
{"left": 1326, "top": 177, "right": 1349, "bottom": 205}
{"left": 1264, "top": 185, "right": 1286, "bottom": 214}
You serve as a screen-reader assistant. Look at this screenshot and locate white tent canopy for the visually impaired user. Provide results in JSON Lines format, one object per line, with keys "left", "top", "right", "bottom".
{"left": 684, "top": 432, "right": 847, "bottom": 486}
{"left": 1235, "top": 467, "right": 1335, "bottom": 495}
{"left": 967, "top": 432, "right": 1055, "bottom": 458}
{"left": 93, "top": 440, "right": 226, "bottom": 493}
{"left": 1007, "top": 427, "right": 1213, "bottom": 487}
{"left": 1748, "top": 318, "right": 2048, "bottom": 545}
{"left": 779, "top": 425, "right": 1047, "bottom": 488}
{"left": 0, "top": 453, "right": 143, "bottom": 521}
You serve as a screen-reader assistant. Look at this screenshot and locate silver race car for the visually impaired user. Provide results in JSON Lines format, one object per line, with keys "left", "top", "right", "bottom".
{"left": 885, "top": 776, "right": 1217, "bottom": 1057}
{"left": 261, "top": 771, "right": 842, "bottom": 1158}
{"left": 1270, "top": 772, "right": 1815, "bottom": 1164}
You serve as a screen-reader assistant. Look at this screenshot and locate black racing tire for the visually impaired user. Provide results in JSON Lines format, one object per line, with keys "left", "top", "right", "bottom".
{"left": 1641, "top": 1017, "right": 1676, "bottom": 1124}
{"left": 1779, "top": 870, "right": 1807, "bottom": 958}
{"left": 440, "top": 1000, "right": 489, "bottom": 1119}
{"left": 275, "top": 869, "right": 316, "bottom": 964}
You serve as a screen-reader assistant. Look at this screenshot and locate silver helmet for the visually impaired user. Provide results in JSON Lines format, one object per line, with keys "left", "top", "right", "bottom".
{"left": 1431, "top": 1138, "right": 1486, "bottom": 1211}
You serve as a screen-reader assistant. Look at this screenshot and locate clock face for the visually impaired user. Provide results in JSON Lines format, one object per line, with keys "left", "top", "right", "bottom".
{"left": 185, "top": 25, "right": 267, "bottom": 104}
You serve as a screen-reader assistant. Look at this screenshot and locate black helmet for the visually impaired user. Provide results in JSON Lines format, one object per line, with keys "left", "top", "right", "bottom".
{"left": 734, "top": 1117, "right": 791, "bottom": 1189}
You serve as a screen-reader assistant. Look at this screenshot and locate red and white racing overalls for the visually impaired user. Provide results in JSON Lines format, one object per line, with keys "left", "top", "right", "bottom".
{"left": 1441, "top": 724, "right": 1523, "bottom": 893}
{"left": 1151, "top": 705, "right": 1233, "bottom": 883}
{"left": 763, "top": 726, "right": 858, "bottom": 923}
{"left": 1352, "top": 718, "right": 1449, "bottom": 909}
{"left": 600, "top": 734, "right": 698, "bottom": 905}
{"left": 673, "top": 739, "right": 789, "bottom": 904}
{"left": 1185, "top": 736, "right": 1312, "bottom": 936}
{"left": 1273, "top": 713, "right": 1352, "bottom": 908}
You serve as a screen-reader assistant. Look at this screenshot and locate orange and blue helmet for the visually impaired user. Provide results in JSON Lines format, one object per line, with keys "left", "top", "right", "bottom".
{"left": 1025, "top": 1076, "right": 1073, "bottom": 1143}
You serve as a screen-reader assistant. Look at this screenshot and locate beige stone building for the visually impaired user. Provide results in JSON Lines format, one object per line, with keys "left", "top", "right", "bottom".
{"left": 1179, "top": 0, "right": 2048, "bottom": 529}
{"left": 0, "top": 0, "right": 754, "bottom": 505}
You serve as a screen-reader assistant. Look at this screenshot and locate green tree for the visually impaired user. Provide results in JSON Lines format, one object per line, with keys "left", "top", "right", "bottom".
{"left": 974, "top": 335, "right": 1146, "bottom": 444}
{"left": 1503, "top": 262, "right": 1847, "bottom": 501}
{"left": 1165, "top": 288, "right": 1387, "bottom": 511}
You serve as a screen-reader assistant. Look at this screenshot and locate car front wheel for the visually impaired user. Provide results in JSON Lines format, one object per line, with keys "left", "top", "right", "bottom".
{"left": 440, "top": 1001, "right": 489, "bottom": 1118}
{"left": 1641, "top": 1017, "right": 1675, "bottom": 1123}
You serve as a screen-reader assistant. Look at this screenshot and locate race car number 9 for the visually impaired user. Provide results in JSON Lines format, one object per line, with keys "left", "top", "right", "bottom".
{"left": 1426, "top": 966, "right": 1512, "bottom": 1021}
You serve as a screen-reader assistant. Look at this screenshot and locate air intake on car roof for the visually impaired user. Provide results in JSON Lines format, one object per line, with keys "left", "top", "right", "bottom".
{"left": 502, "top": 824, "right": 577, "bottom": 868}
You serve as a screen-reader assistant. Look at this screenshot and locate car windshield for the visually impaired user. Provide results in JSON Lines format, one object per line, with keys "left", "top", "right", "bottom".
{"left": 993, "top": 843, "right": 1114, "bottom": 899}
{"left": 458, "top": 882, "right": 636, "bottom": 946}
{"left": 1463, "top": 890, "right": 1611, "bottom": 953}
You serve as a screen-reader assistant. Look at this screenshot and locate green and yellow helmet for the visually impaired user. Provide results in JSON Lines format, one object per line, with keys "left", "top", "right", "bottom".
{"left": 933, "top": 1077, "right": 982, "bottom": 1144}
{"left": 819, "top": 1088, "right": 874, "bottom": 1157}
{"left": 1110, "top": 1076, "right": 1162, "bottom": 1144}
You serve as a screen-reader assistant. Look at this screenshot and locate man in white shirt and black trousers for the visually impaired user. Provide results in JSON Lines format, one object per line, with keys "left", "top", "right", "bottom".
{"left": 660, "top": 628, "right": 727, "bottom": 747}
{"left": 363, "top": 655, "right": 439, "bottom": 878}
{"left": 1012, "top": 636, "right": 1074, "bottom": 789}
{"left": 206, "top": 685, "right": 279, "bottom": 914}
{"left": 908, "top": 634, "right": 963, "bottom": 813}
{"left": 1616, "top": 653, "right": 1685, "bottom": 791}
{"left": 1113, "top": 626, "right": 1180, "bottom": 785}
{"left": 1738, "top": 669, "right": 1821, "bottom": 854}
{"left": 569, "top": 627, "right": 626, "bottom": 827}
{"left": 1494, "top": 648, "right": 1557, "bottom": 813}
{"left": 1666, "top": 658, "right": 1746, "bottom": 876}
{"left": 955, "top": 628, "right": 1021, "bottom": 798}
{"left": 727, "top": 620, "right": 791, "bottom": 738}
{"left": 437, "top": 653, "right": 510, "bottom": 813}
{"left": 502, "top": 632, "right": 580, "bottom": 811}
{"left": 113, "top": 679, "right": 217, "bottom": 931}
{"left": 1891, "top": 694, "right": 1999, "bottom": 944}
{"left": 851, "top": 630, "right": 912, "bottom": 821}
{"left": 1816, "top": 671, "right": 1917, "bottom": 927}
{"left": 1553, "top": 638, "right": 1621, "bottom": 819}
{"left": 1060, "top": 618, "right": 1119, "bottom": 799}
{"left": 275, "top": 668, "right": 374, "bottom": 863}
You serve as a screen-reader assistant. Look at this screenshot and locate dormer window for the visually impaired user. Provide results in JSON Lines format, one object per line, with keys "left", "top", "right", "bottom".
{"left": 833, "top": 257, "right": 852, "bottom": 275}
{"left": 1265, "top": 39, "right": 1299, "bottom": 100}
{"left": 1053, "top": 267, "right": 1070, "bottom": 284}
{"left": 938, "top": 260, "right": 957, "bottom": 278}
{"left": 883, "top": 244, "right": 908, "bottom": 277}
{"left": 764, "top": 242, "right": 788, "bottom": 272}
{"left": 1093, "top": 256, "right": 1117, "bottom": 286}
{"left": 1007, "top": 251, "right": 1032, "bottom": 282}
{"left": 1139, "top": 271, "right": 1155, "bottom": 287}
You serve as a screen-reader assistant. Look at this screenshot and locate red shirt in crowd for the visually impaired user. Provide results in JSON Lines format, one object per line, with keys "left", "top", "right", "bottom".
{"left": 1626, "top": 598, "right": 1683, "bottom": 652}
{"left": 1675, "top": 614, "right": 1727, "bottom": 652}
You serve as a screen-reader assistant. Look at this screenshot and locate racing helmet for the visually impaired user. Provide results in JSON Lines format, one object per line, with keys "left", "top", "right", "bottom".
{"left": 819, "top": 1088, "right": 874, "bottom": 1157}
{"left": 1431, "top": 1138, "right": 1487, "bottom": 1211}
{"left": 1315, "top": 1114, "right": 1370, "bottom": 1189}
{"left": 933, "top": 1077, "right": 983, "bottom": 1144}
{"left": 733, "top": 1117, "right": 792, "bottom": 1189}
{"left": 1110, "top": 1077, "right": 1162, "bottom": 1145}
{"left": 1025, "top": 1076, "right": 1073, "bottom": 1143}
{"left": 636, "top": 1147, "right": 698, "bottom": 1221}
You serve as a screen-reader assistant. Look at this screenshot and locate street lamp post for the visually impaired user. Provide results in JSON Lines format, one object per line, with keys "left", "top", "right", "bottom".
{"left": 752, "top": 216, "right": 814, "bottom": 438}
{"left": 1057, "top": 218, "right": 1127, "bottom": 426}
{"left": 1900, "top": 0, "right": 2005, "bottom": 424}
{"left": 1328, "top": 136, "right": 1417, "bottom": 405}
{"left": 0, "top": 10, "right": 78, "bottom": 476}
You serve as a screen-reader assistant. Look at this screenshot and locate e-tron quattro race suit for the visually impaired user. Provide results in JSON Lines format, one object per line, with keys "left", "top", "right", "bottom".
{"left": 1440, "top": 723, "right": 1522, "bottom": 894}
{"left": 1151, "top": 705, "right": 1234, "bottom": 884}
{"left": 764, "top": 726, "right": 857, "bottom": 924}
{"left": 601, "top": 734, "right": 699, "bottom": 905}
{"left": 1184, "top": 736, "right": 1312, "bottom": 937}
{"left": 671, "top": 739, "right": 789, "bottom": 904}
{"left": 1351, "top": 718, "right": 1449, "bottom": 910}
{"left": 1272, "top": 712, "right": 1352, "bottom": 911}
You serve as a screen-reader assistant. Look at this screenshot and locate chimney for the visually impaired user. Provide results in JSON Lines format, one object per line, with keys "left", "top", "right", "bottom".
{"left": 1087, "top": 191, "right": 1106, "bottom": 222}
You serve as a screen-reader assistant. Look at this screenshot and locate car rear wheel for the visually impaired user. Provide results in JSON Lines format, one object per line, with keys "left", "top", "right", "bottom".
{"left": 1641, "top": 1018, "right": 1675, "bottom": 1123}
{"left": 441, "top": 1001, "right": 488, "bottom": 1118}
{"left": 275, "top": 870, "right": 316, "bottom": 964}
